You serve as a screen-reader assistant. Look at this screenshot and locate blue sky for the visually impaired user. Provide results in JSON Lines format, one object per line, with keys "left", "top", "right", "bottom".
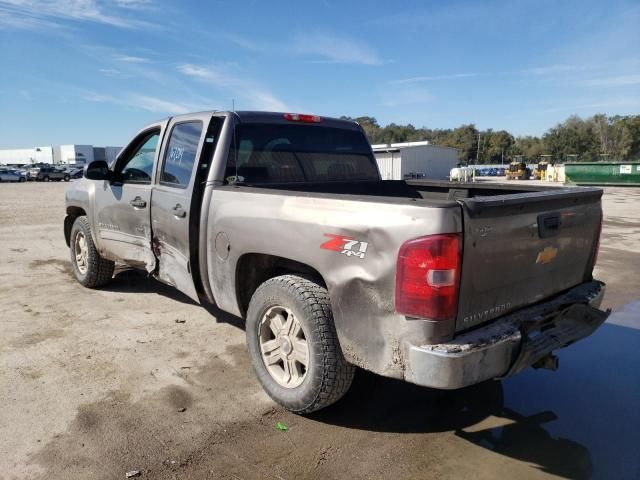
{"left": 0, "top": 0, "right": 639, "bottom": 148}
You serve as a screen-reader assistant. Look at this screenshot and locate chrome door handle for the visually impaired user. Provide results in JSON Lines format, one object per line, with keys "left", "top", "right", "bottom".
{"left": 172, "top": 204, "right": 187, "bottom": 218}
{"left": 129, "top": 197, "right": 147, "bottom": 208}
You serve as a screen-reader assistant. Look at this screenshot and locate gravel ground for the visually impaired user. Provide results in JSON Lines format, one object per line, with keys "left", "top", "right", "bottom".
{"left": 1, "top": 181, "right": 638, "bottom": 480}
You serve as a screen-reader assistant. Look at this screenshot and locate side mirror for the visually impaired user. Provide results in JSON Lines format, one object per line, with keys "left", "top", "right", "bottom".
{"left": 84, "top": 160, "right": 110, "bottom": 181}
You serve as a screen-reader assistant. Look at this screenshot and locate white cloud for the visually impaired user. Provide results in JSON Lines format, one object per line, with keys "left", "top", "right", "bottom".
{"left": 98, "top": 68, "right": 121, "bottom": 76}
{"left": 520, "top": 64, "right": 578, "bottom": 76}
{"left": 19, "top": 89, "right": 32, "bottom": 100}
{"left": 582, "top": 74, "right": 640, "bottom": 87}
{"left": 177, "top": 64, "right": 224, "bottom": 82}
{"left": 132, "top": 95, "right": 189, "bottom": 115}
{"left": 292, "top": 32, "right": 383, "bottom": 65}
{"left": 114, "top": 54, "right": 150, "bottom": 63}
{"left": 250, "top": 91, "right": 288, "bottom": 112}
{"left": 84, "top": 91, "right": 191, "bottom": 115}
{"left": 393, "top": 73, "right": 482, "bottom": 84}
{"left": 111, "top": 0, "right": 151, "bottom": 9}
{"left": 178, "top": 63, "right": 290, "bottom": 111}
{"left": 392, "top": 62, "right": 626, "bottom": 86}
{"left": 225, "top": 33, "right": 263, "bottom": 52}
{"left": 0, "top": 0, "right": 154, "bottom": 29}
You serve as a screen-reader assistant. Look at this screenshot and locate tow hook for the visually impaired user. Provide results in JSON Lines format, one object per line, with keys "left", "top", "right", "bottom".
{"left": 533, "top": 354, "right": 559, "bottom": 371}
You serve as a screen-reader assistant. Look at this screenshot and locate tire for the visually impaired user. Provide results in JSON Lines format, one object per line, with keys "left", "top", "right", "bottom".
{"left": 19, "top": 177, "right": 26, "bottom": 182}
{"left": 246, "top": 275, "right": 355, "bottom": 414}
{"left": 43, "top": 176, "right": 49, "bottom": 182}
{"left": 69, "top": 216, "right": 115, "bottom": 288}
{"left": 64, "top": 175, "right": 70, "bottom": 182}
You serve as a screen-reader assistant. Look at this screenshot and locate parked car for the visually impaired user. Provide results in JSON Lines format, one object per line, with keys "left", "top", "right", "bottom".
{"left": 33, "top": 166, "right": 71, "bottom": 182}
{"left": 65, "top": 111, "right": 608, "bottom": 414}
{"left": 0, "top": 168, "right": 26, "bottom": 182}
{"left": 69, "top": 167, "right": 85, "bottom": 179}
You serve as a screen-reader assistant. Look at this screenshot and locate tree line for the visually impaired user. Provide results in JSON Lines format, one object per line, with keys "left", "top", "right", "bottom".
{"left": 342, "top": 114, "right": 640, "bottom": 164}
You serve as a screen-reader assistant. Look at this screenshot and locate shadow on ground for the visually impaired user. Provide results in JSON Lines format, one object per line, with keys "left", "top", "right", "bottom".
{"left": 103, "top": 269, "right": 246, "bottom": 329}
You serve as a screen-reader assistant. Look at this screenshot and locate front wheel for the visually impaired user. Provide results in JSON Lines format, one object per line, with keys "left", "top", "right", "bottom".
{"left": 64, "top": 175, "right": 70, "bottom": 182}
{"left": 246, "top": 275, "right": 355, "bottom": 414}
{"left": 19, "top": 177, "right": 26, "bottom": 182}
{"left": 69, "top": 216, "right": 115, "bottom": 288}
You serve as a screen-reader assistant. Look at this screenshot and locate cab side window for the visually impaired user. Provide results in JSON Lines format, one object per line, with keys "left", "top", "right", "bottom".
{"left": 118, "top": 131, "right": 160, "bottom": 184}
{"left": 160, "top": 121, "right": 203, "bottom": 188}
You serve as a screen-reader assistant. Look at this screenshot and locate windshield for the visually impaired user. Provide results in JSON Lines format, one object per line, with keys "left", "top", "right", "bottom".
{"left": 226, "top": 123, "right": 379, "bottom": 184}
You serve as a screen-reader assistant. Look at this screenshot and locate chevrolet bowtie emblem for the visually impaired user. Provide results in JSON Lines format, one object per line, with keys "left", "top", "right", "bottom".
{"left": 536, "top": 246, "right": 558, "bottom": 265}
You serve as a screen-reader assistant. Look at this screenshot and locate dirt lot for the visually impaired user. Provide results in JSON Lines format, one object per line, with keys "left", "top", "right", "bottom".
{"left": 1, "top": 182, "right": 639, "bottom": 480}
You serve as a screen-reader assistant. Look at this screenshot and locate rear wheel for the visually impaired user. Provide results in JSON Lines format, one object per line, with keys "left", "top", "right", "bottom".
{"left": 19, "top": 177, "right": 26, "bottom": 182}
{"left": 69, "top": 216, "right": 114, "bottom": 288}
{"left": 246, "top": 275, "right": 355, "bottom": 414}
{"left": 64, "top": 175, "right": 70, "bottom": 182}
{"left": 43, "top": 176, "right": 50, "bottom": 182}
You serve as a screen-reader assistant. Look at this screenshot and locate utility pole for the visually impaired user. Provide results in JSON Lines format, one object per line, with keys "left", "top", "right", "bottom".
{"left": 476, "top": 133, "right": 481, "bottom": 165}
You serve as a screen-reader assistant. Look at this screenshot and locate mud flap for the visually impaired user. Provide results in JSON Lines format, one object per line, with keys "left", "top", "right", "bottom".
{"left": 502, "top": 303, "right": 610, "bottom": 377}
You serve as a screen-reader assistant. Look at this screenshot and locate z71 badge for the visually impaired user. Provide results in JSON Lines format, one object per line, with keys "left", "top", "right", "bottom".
{"left": 320, "top": 234, "right": 369, "bottom": 259}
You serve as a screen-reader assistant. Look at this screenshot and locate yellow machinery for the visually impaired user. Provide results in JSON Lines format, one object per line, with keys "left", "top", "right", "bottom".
{"left": 505, "top": 160, "right": 530, "bottom": 180}
{"left": 534, "top": 160, "right": 551, "bottom": 180}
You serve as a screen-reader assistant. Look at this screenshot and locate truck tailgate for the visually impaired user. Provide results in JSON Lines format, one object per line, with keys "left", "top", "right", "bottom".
{"left": 456, "top": 188, "right": 603, "bottom": 332}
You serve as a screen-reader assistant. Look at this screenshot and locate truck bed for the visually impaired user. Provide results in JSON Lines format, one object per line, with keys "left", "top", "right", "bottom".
{"left": 249, "top": 179, "right": 563, "bottom": 201}
{"left": 241, "top": 179, "right": 603, "bottom": 333}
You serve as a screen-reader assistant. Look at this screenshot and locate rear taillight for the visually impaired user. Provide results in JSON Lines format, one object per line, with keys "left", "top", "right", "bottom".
{"left": 592, "top": 208, "right": 603, "bottom": 269}
{"left": 395, "top": 234, "right": 461, "bottom": 321}
{"left": 283, "top": 113, "right": 322, "bottom": 123}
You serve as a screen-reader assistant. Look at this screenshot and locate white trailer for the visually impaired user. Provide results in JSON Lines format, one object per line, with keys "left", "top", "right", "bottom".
{"left": 372, "top": 142, "right": 459, "bottom": 181}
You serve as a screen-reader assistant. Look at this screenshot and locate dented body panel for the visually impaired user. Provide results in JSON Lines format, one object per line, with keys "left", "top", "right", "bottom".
{"left": 405, "top": 281, "right": 607, "bottom": 388}
{"left": 205, "top": 186, "right": 462, "bottom": 377}
{"left": 65, "top": 110, "right": 609, "bottom": 390}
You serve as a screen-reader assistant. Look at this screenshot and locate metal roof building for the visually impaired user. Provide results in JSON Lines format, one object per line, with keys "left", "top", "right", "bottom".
{"left": 371, "top": 141, "right": 459, "bottom": 181}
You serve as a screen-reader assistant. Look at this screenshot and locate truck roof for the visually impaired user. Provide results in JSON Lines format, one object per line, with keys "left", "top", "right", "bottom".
{"left": 159, "top": 110, "right": 362, "bottom": 131}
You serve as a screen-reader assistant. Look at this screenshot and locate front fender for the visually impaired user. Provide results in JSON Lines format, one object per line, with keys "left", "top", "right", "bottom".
{"left": 64, "top": 179, "right": 98, "bottom": 247}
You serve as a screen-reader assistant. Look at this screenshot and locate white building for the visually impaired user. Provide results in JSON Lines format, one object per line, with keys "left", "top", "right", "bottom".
{"left": 0, "top": 144, "right": 121, "bottom": 166}
{"left": 372, "top": 141, "right": 459, "bottom": 181}
{"left": 53, "top": 145, "right": 95, "bottom": 165}
{"left": 93, "top": 146, "right": 122, "bottom": 165}
{"left": 0, "top": 146, "right": 53, "bottom": 165}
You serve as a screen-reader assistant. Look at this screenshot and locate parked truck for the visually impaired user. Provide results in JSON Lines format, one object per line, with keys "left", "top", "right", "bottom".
{"left": 64, "top": 111, "right": 608, "bottom": 413}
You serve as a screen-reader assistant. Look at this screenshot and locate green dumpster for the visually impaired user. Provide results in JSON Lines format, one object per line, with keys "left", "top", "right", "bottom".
{"left": 565, "top": 162, "right": 640, "bottom": 186}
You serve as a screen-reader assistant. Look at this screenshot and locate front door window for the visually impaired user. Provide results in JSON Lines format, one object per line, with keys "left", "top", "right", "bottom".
{"left": 117, "top": 132, "right": 160, "bottom": 184}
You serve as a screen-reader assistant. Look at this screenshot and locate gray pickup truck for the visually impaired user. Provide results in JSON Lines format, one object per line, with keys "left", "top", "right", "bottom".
{"left": 64, "top": 111, "right": 608, "bottom": 413}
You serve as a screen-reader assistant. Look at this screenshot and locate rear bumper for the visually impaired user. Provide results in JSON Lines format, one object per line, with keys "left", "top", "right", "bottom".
{"left": 404, "top": 281, "right": 608, "bottom": 389}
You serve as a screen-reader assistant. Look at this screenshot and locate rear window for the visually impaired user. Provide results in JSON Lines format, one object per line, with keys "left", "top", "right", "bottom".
{"left": 226, "top": 123, "right": 378, "bottom": 184}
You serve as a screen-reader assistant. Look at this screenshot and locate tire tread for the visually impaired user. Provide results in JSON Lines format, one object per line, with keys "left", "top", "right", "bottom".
{"left": 247, "top": 275, "right": 355, "bottom": 414}
{"left": 70, "top": 216, "right": 115, "bottom": 288}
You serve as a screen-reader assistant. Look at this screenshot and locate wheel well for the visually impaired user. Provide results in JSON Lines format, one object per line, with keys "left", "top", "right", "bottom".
{"left": 235, "top": 253, "right": 326, "bottom": 317}
{"left": 64, "top": 206, "right": 86, "bottom": 246}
